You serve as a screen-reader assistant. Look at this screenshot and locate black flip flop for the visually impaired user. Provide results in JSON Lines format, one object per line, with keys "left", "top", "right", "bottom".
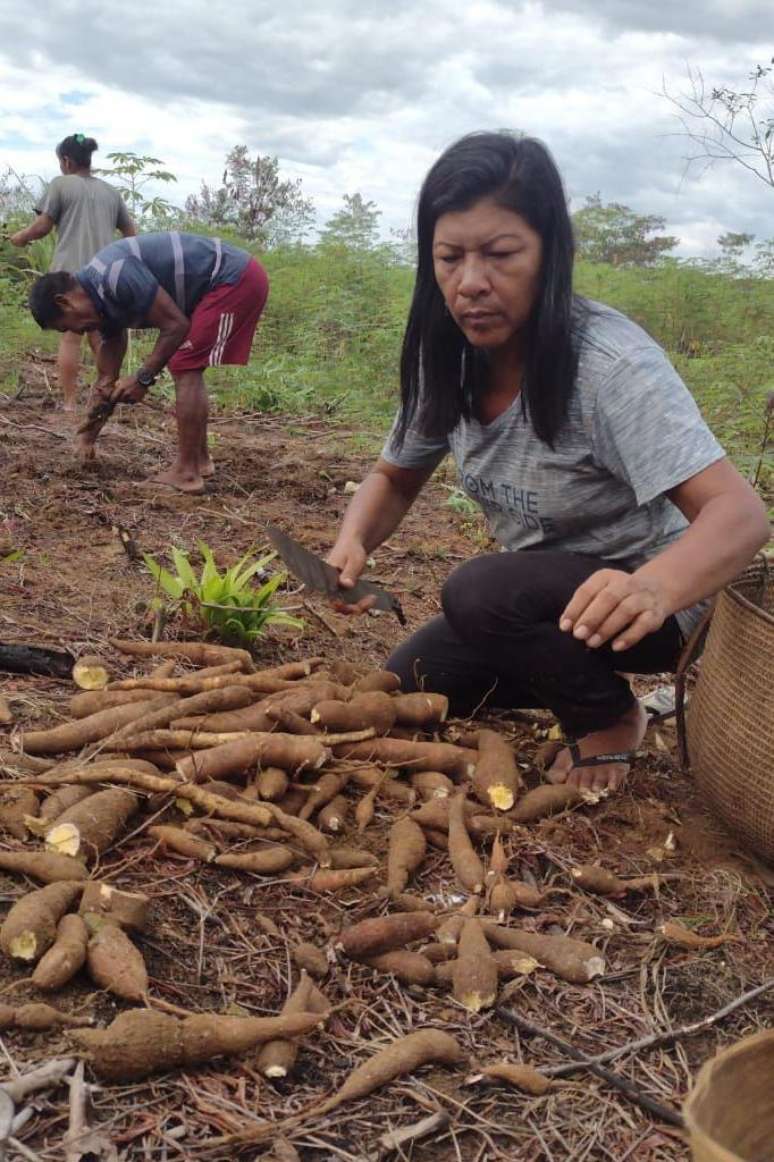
{"left": 566, "top": 742, "right": 640, "bottom": 769}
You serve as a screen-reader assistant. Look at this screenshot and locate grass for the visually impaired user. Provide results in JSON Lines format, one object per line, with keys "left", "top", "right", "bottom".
{"left": 1, "top": 240, "right": 771, "bottom": 504}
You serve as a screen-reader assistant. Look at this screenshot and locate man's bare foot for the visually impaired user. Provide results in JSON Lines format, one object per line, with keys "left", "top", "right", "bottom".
{"left": 200, "top": 456, "right": 215, "bottom": 478}
{"left": 76, "top": 437, "right": 96, "bottom": 464}
{"left": 147, "top": 467, "right": 205, "bottom": 495}
{"left": 546, "top": 702, "right": 647, "bottom": 793}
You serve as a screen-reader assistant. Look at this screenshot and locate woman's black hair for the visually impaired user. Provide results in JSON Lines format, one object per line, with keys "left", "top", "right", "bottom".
{"left": 397, "top": 131, "right": 578, "bottom": 449}
{"left": 28, "top": 271, "right": 76, "bottom": 329}
{"left": 56, "top": 133, "right": 98, "bottom": 169}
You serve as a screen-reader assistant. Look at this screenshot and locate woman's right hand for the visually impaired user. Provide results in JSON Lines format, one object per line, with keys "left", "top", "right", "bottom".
{"left": 326, "top": 537, "right": 376, "bottom": 615}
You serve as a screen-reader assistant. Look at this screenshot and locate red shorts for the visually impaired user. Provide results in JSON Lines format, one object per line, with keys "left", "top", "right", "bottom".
{"left": 168, "top": 258, "right": 269, "bottom": 373}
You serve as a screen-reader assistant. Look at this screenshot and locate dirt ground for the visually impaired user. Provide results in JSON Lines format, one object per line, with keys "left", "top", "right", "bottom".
{"left": 0, "top": 357, "right": 772, "bottom": 1161}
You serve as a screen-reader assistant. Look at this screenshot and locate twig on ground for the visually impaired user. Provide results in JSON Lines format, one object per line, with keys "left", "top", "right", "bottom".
{"left": 0, "top": 415, "right": 68, "bottom": 440}
{"left": 376, "top": 1111, "right": 450, "bottom": 1157}
{"left": 495, "top": 1007, "right": 684, "bottom": 1127}
{"left": 302, "top": 600, "right": 343, "bottom": 638}
{"left": 541, "top": 976, "right": 774, "bottom": 1078}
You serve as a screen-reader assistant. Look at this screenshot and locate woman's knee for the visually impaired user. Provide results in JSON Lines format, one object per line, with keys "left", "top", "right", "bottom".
{"left": 441, "top": 557, "right": 496, "bottom": 631}
{"left": 441, "top": 551, "right": 580, "bottom": 637}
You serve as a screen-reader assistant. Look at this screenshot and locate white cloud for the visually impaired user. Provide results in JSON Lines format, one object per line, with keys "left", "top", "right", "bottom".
{"left": 0, "top": 0, "right": 771, "bottom": 254}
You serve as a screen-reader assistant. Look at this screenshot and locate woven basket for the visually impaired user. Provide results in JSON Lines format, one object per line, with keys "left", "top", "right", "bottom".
{"left": 680, "top": 556, "right": 774, "bottom": 862}
{"left": 683, "top": 1028, "right": 774, "bottom": 1161}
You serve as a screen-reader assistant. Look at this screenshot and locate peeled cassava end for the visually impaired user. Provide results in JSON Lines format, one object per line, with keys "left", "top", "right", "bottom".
{"left": 44, "top": 788, "right": 138, "bottom": 860}
{"left": 44, "top": 821, "right": 82, "bottom": 858}
{"left": 72, "top": 654, "right": 111, "bottom": 690}
{"left": 488, "top": 784, "right": 515, "bottom": 811}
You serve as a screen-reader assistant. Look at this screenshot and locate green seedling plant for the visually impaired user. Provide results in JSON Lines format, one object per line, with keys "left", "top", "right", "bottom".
{"left": 143, "top": 541, "right": 303, "bottom": 647}
{"left": 442, "top": 486, "right": 478, "bottom": 516}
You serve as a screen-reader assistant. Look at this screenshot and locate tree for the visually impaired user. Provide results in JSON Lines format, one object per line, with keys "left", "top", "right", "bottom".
{"left": 663, "top": 62, "right": 774, "bottom": 189}
{"left": 572, "top": 195, "right": 678, "bottom": 266}
{"left": 319, "top": 193, "right": 381, "bottom": 250}
{"left": 96, "top": 152, "right": 177, "bottom": 221}
{"left": 716, "top": 231, "right": 755, "bottom": 273}
{"left": 185, "top": 147, "right": 314, "bottom": 245}
{"left": 753, "top": 238, "right": 774, "bottom": 278}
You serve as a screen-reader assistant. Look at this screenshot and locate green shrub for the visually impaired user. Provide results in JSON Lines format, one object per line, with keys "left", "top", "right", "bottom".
{"left": 143, "top": 542, "right": 303, "bottom": 647}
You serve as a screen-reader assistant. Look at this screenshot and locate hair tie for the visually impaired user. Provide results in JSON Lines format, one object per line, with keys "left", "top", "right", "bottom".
{"left": 74, "top": 133, "right": 85, "bottom": 144}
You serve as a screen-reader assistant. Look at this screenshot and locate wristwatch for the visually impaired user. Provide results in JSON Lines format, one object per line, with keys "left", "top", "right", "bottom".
{"left": 135, "top": 367, "right": 157, "bottom": 389}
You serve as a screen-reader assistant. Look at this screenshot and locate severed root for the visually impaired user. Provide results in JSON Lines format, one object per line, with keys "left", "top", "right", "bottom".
{"left": 483, "top": 923, "right": 605, "bottom": 984}
{"left": 336, "top": 911, "right": 437, "bottom": 960}
{"left": 0, "top": 1002, "right": 92, "bottom": 1031}
{"left": 78, "top": 882, "right": 149, "bottom": 931}
{"left": 149, "top": 824, "right": 218, "bottom": 862}
{"left": 658, "top": 921, "right": 740, "bottom": 950}
{"left": 0, "top": 785, "right": 38, "bottom": 839}
{"left": 45, "top": 788, "right": 138, "bottom": 860}
{"left": 71, "top": 1007, "right": 324, "bottom": 1081}
{"left": 289, "top": 866, "right": 376, "bottom": 893}
{"left": 468, "top": 1061, "right": 552, "bottom": 1095}
{"left": 108, "top": 638, "right": 255, "bottom": 673}
{"left": 32, "top": 914, "right": 89, "bottom": 990}
{"left": 571, "top": 865, "right": 660, "bottom": 897}
{"left": 84, "top": 914, "right": 148, "bottom": 1000}
{"left": 472, "top": 729, "right": 522, "bottom": 812}
{"left": 0, "top": 850, "right": 89, "bottom": 885}
{"left": 217, "top": 1029, "right": 466, "bottom": 1144}
{"left": 452, "top": 918, "right": 498, "bottom": 1012}
{"left": 0, "top": 881, "right": 83, "bottom": 963}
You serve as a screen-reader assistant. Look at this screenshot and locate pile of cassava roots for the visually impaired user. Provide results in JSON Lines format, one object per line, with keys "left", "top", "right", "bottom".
{"left": 0, "top": 637, "right": 702, "bottom": 1152}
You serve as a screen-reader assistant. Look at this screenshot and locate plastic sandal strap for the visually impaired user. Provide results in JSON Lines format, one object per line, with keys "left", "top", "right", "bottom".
{"left": 567, "top": 742, "right": 638, "bottom": 769}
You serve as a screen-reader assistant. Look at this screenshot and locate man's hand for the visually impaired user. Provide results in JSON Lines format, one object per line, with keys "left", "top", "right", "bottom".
{"left": 559, "top": 568, "right": 669, "bottom": 652}
{"left": 108, "top": 375, "right": 148, "bottom": 405}
{"left": 326, "top": 538, "right": 376, "bottom": 615}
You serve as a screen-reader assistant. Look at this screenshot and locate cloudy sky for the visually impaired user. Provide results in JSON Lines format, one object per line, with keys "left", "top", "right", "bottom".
{"left": 0, "top": 0, "right": 771, "bottom": 256}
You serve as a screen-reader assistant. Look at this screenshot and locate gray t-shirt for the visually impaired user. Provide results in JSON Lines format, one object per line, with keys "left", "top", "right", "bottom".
{"left": 37, "top": 175, "right": 132, "bottom": 273}
{"left": 382, "top": 300, "right": 726, "bottom": 638}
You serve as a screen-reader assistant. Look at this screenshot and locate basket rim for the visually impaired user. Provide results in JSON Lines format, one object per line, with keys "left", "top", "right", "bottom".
{"left": 726, "top": 575, "right": 774, "bottom": 628}
{"left": 682, "top": 1028, "right": 774, "bottom": 1159}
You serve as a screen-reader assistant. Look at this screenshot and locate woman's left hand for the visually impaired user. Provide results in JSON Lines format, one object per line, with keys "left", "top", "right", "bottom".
{"left": 559, "top": 568, "right": 669, "bottom": 652}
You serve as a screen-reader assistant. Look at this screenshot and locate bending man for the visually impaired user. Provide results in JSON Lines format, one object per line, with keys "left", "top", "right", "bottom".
{"left": 27, "top": 231, "right": 269, "bottom": 493}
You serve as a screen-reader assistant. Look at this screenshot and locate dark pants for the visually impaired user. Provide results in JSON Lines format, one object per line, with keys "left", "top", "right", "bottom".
{"left": 387, "top": 551, "right": 683, "bottom": 737}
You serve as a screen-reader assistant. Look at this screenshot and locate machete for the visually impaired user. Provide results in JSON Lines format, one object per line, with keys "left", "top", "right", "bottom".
{"left": 266, "top": 524, "right": 406, "bottom": 625}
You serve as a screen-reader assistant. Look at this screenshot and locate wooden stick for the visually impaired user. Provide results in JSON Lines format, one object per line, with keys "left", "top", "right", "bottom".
{"left": 541, "top": 976, "right": 774, "bottom": 1078}
{"left": 495, "top": 1007, "right": 684, "bottom": 1127}
{"left": 376, "top": 1111, "right": 450, "bottom": 1158}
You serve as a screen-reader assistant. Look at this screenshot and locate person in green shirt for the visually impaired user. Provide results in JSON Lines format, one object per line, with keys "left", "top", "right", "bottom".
{"left": 11, "top": 134, "right": 136, "bottom": 413}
